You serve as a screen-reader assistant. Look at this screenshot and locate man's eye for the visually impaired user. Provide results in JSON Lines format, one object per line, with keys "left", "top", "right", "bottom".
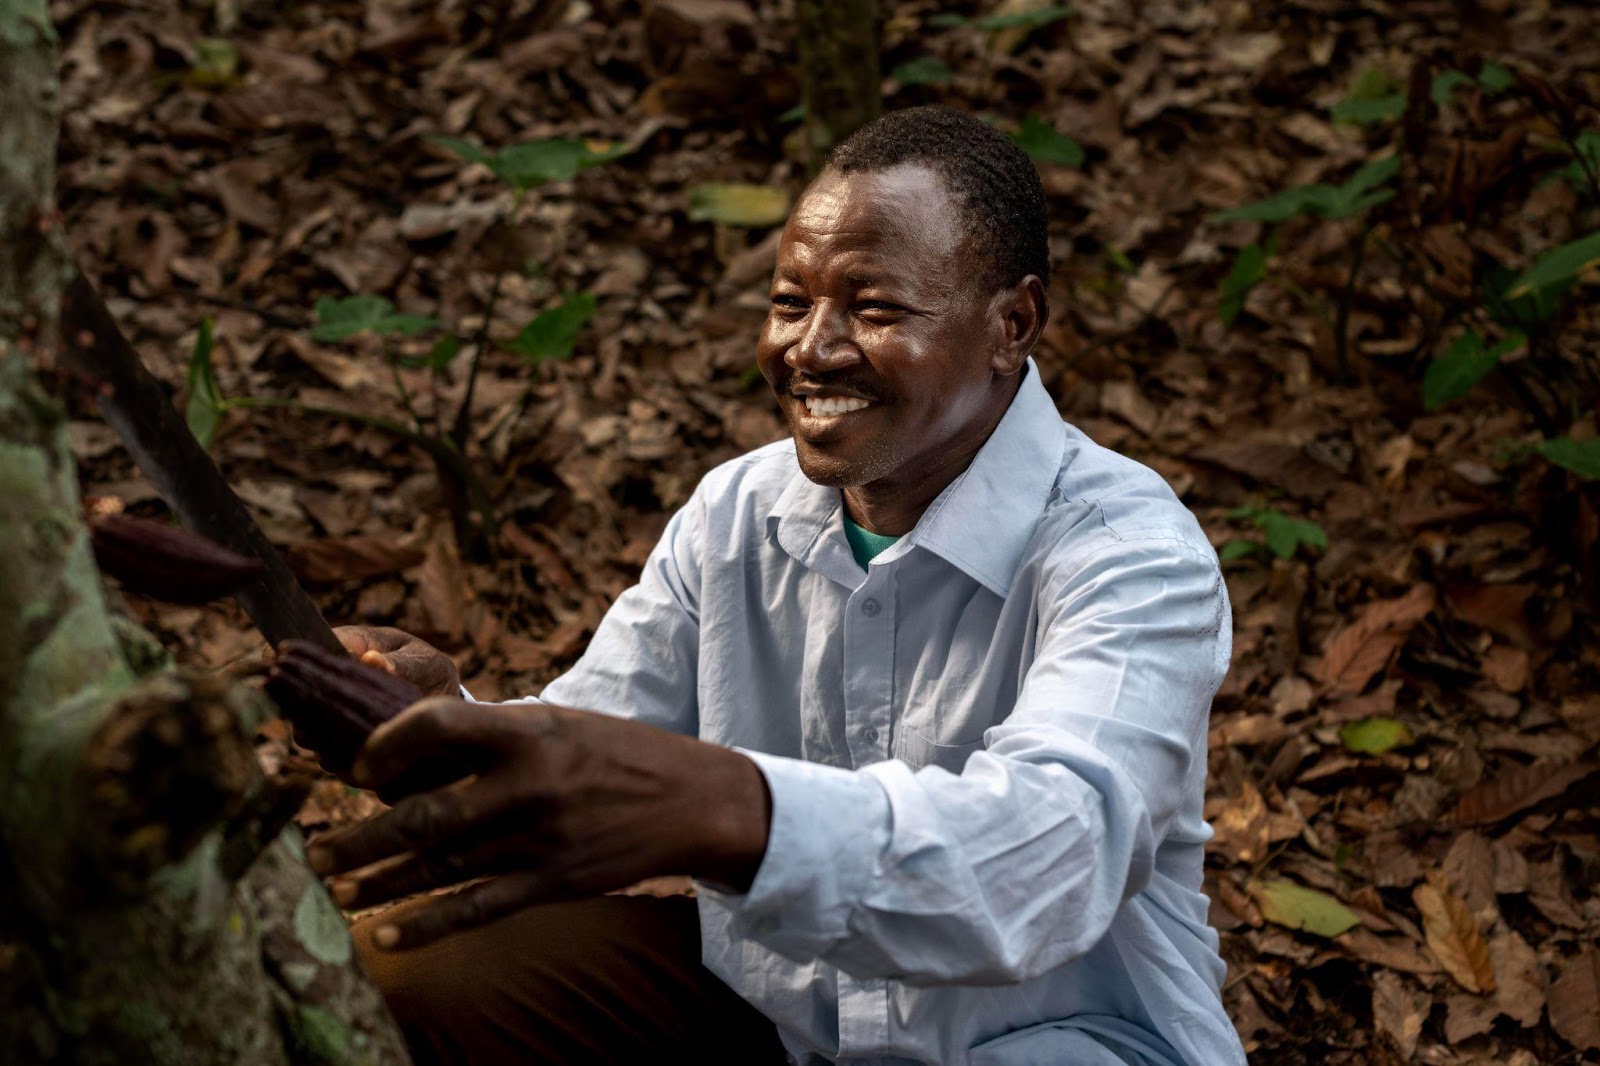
{"left": 858, "top": 301, "right": 906, "bottom": 315}
{"left": 770, "top": 294, "right": 807, "bottom": 310}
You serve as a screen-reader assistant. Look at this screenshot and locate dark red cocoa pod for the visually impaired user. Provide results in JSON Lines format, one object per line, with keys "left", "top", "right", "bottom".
{"left": 265, "top": 640, "right": 422, "bottom": 776}
{"left": 89, "top": 512, "right": 265, "bottom": 604}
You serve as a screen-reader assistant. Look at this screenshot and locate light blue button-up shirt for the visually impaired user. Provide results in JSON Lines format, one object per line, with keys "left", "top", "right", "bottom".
{"left": 499, "top": 362, "right": 1246, "bottom": 1065}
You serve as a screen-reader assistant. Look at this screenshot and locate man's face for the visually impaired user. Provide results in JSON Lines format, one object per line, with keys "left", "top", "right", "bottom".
{"left": 757, "top": 164, "right": 1014, "bottom": 493}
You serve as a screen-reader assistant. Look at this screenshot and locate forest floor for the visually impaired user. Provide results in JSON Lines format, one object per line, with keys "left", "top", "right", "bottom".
{"left": 52, "top": 0, "right": 1600, "bottom": 1061}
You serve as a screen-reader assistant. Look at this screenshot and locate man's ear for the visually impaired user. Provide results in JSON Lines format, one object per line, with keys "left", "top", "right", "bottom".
{"left": 990, "top": 275, "right": 1048, "bottom": 376}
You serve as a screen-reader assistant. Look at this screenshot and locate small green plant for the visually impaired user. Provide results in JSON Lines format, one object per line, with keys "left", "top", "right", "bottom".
{"left": 1213, "top": 57, "right": 1600, "bottom": 492}
{"left": 1220, "top": 505, "right": 1328, "bottom": 564}
{"left": 187, "top": 134, "right": 627, "bottom": 557}
{"left": 1008, "top": 115, "right": 1084, "bottom": 167}
{"left": 890, "top": 56, "right": 954, "bottom": 87}
{"left": 1212, "top": 157, "right": 1399, "bottom": 374}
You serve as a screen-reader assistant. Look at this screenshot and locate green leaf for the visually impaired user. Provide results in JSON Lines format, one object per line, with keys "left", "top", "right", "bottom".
{"left": 186, "top": 38, "right": 240, "bottom": 87}
{"left": 1219, "top": 243, "right": 1268, "bottom": 326}
{"left": 430, "top": 136, "right": 627, "bottom": 193}
{"left": 1343, "top": 155, "right": 1402, "bottom": 198}
{"left": 185, "top": 317, "right": 223, "bottom": 450}
{"left": 1218, "top": 539, "right": 1260, "bottom": 563}
{"left": 1484, "top": 264, "right": 1568, "bottom": 330}
{"left": 312, "top": 294, "right": 438, "bottom": 341}
{"left": 778, "top": 104, "right": 806, "bottom": 123}
{"left": 1505, "top": 231, "right": 1600, "bottom": 298}
{"left": 1259, "top": 510, "right": 1314, "bottom": 559}
{"left": 975, "top": 5, "right": 1071, "bottom": 30}
{"left": 1431, "top": 69, "right": 1472, "bottom": 105}
{"left": 1331, "top": 94, "right": 1406, "bottom": 126}
{"left": 891, "top": 56, "right": 954, "bottom": 86}
{"left": 428, "top": 135, "right": 495, "bottom": 168}
{"left": 400, "top": 334, "right": 462, "bottom": 371}
{"left": 1214, "top": 186, "right": 1327, "bottom": 224}
{"left": 1557, "top": 129, "right": 1600, "bottom": 195}
{"left": 1248, "top": 879, "right": 1361, "bottom": 938}
{"left": 1339, "top": 716, "right": 1414, "bottom": 754}
{"left": 687, "top": 183, "right": 793, "bottom": 227}
{"left": 1536, "top": 437, "right": 1600, "bottom": 479}
{"left": 926, "top": 12, "right": 970, "bottom": 27}
{"left": 1422, "top": 331, "right": 1524, "bottom": 410}
{"left": 1477, "top": 61, "right": 1514, "bottom": 93}
{"left": 1010, "top": 115, "right": 1084, "bottom": 166}
{"left": 507, "top": 292, "right": 597, "bottom": 364}
{"left": 1104, "top": 245, "right": 1137, "bottom": 274}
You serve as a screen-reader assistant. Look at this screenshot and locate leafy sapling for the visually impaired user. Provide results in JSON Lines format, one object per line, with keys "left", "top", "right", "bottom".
{"left": 1220, "top": 505, "right": 1328, "bottom": 564}
{"left": 186, "top": 133, "right": 628, "bottom": 557}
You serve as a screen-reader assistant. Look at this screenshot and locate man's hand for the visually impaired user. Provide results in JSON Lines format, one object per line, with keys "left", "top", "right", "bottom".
{"left": 334, "top": 626, "right": 460, "bottom": 697}
{"left": 306, "top": 699, "right": 772, "bottom": 950}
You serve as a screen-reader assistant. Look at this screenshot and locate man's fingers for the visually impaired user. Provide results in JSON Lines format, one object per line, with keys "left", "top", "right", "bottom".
{"left": 353, "top": 697, "right": 542, "bottom": 792}
{"left": 308, "top": 781, "right": 480, "bottom": 876}
{"left": 359, "top": 649, "right": 398, "bottom": 675}
{"left": 367, "top": 872, "right": 560, "bottom": 951}
{"left": 327, "top": 840, "right": 506, "bottom": 910}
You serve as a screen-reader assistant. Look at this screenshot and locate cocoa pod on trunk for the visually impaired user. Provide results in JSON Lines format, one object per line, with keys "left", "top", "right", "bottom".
{"left": 89, "top": 512, "right": 265, "bottom": 604}
{"left": 265, "top": 640, "right": 422, "bottom": 777}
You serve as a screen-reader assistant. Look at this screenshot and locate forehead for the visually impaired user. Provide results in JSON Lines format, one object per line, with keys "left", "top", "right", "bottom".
{"left": 777, "top": 164, "right": 965, "bottom": 273}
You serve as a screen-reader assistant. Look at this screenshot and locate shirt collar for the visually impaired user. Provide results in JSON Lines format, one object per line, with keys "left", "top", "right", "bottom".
{"left": 768, "top": 359, "right": 1066, "bottom": 596}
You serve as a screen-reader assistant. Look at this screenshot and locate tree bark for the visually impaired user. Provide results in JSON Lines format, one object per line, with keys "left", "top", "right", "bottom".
{"left": 0, "top": 3, "right": 409, "bottom": 1062}
{"left": 796, "top": 0, "right": 882, "bottom": 172}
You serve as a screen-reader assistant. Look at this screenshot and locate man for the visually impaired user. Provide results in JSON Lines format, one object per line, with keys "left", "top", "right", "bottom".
{"left": 316, "top": 106, "right": 1247, "bottom": 1066}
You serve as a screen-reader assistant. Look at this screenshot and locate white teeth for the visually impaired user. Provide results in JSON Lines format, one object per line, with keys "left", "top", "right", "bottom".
{"left": 803, "top": 395, "right": 871, "bottom": 417}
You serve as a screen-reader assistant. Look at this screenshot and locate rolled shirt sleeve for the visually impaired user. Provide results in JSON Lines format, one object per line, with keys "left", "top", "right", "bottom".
{"left": 706, "top": 536, "right": 1228, "bottom": 986}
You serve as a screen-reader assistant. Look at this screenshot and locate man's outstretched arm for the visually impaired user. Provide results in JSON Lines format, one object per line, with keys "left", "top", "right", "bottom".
{"left": 306, "top": 698, "right": 772, "bottom": 950}
{"left": 705, "top": 536, "right": 1229, "bottom": 985}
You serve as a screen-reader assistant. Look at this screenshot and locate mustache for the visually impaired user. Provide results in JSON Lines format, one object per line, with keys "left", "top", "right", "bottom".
{"left": 785, "top": 375, "right": 885, "bottom": 403}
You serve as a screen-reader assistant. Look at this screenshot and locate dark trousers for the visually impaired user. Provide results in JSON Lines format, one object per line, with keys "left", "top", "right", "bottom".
{"left": 352, "top": 893, "right": 789, "bottom": 1065}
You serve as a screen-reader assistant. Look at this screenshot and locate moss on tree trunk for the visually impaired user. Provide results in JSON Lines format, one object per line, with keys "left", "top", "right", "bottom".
{"left": 0, "top": 3, "right": 410, "bottom": 1061}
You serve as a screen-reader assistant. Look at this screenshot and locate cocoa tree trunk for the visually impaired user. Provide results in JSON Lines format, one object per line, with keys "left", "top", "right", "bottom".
{"left": 0, "top": 3, "right": 409, "bottom": 1062}
{"left": 796, "top": 0, "right": 881, "bottom": 171}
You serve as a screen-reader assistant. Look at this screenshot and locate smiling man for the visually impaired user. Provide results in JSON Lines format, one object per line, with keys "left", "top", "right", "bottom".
{"left": 317, "top": 106, "right": 1247, "bottom": 1066}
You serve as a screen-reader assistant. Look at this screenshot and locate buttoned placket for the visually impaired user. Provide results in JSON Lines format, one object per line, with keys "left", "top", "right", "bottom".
{"left": 837, "top": 556, "right": 896, "bottom": 1057}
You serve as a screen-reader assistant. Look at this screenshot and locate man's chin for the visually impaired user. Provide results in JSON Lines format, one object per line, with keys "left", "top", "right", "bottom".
{"left": 791, "top": 439, "right": 883, "bottom": 488}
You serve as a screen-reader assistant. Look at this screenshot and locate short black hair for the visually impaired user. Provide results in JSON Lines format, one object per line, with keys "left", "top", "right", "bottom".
{"left": 825, "top": 105, "right": 1051, "bottom": 290}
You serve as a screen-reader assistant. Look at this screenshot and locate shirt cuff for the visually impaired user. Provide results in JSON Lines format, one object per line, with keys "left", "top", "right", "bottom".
{"left": 697, "top": 749, "right": 890, "bottom": 959}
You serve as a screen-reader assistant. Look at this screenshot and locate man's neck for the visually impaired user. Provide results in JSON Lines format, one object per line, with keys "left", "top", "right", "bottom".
{"left": 842, "top": 374, "right": 1022, "bottom": 537}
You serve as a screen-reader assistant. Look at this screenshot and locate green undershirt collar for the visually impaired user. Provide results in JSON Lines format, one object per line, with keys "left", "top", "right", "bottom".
{"left": 842, "top": 513, "right": 900, "bottom": 568}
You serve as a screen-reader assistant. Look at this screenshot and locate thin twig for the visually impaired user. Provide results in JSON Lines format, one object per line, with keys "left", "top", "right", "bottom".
{"left": 1333, "top": 226, "right": 1369, "bottom": 384}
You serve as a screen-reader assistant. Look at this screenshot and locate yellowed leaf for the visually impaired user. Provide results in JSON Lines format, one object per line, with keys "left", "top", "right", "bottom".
{"left": 1414, "top": 880, "right": 1495, "bottom": 994}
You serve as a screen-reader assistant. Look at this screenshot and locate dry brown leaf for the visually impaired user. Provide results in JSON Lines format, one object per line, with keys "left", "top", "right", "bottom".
{"left": 1491, "top": 930, "right": 1546, "bottom": 1029}
{"left": 1527, "top": 858, "right": 1587, "bottom": 929}
{"left": 1444, "top": 992, "right": 1498, "bottom": 1044}
{"left": 1371, "top": 970, "right": 1429, "bottom": 1059}
{"left": 1315, "top": 586, "right": 1435, "bottom": 698}
{"left": 1339, "top": 927, "right": 1441, "bottom": 976}
{"left": 1454, "top": 759, "right": 1597, "bottom": 826}
{"left": 1440, "top": 831, "right": 1496, "bottom": 916}
{"left": 287, "top": 534, "right": 425, "bottom": 584}
{"left": 1480, "top": 644, "right": 1529, "bottom": 693}
{"left": 1210, "top": 781, "right": 1271, "bottom": 864}
{"left": 1414, "top": 880, "right": 1495, "bottom": 994}
{"left": 1444, "top": 581, "right": 1538, "bottom": 648}
{"left": 413, "top": 525, "right": 467, "bottom": 643}
{"left": 1549, "top": 950, "right": 1600, "bottom": 1051}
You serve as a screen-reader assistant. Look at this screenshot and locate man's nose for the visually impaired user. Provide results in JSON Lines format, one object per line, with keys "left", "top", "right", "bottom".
{"left": 788, "top": 301, "right": 860, "bottom": 374}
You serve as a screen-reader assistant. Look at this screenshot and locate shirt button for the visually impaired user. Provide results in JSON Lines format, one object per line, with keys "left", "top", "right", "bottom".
{"left": 863, "top": 727, "right": 879, "bottom": 744}
{"left": 861, "top": 597, "right": 881, "bottom": 616}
